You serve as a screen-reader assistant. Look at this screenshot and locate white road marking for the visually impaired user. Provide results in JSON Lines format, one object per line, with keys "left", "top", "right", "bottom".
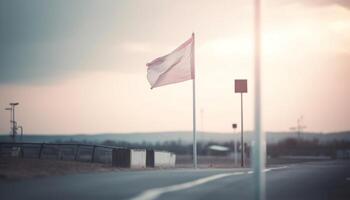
{"left": 129, "top": 172, "right": 243, "bottom": 200}
{"left": 268, "top": 166, "right": 289, "bottom": 171}
{"left": 247, "top": 166, "right": 288, "bottom": 174}
{"left": 129, "top": 166, "right": 288, "bottom": 200}
{"left": 263, "top": 166, "right": 288, "bottom": 172}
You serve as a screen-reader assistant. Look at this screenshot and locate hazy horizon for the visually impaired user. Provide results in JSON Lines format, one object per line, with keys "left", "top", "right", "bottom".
{"left": 1, "top": 129, "right": 349, "bottom": 136}
{"left": 1, "top": 0, "right": 349, "bottom": 134}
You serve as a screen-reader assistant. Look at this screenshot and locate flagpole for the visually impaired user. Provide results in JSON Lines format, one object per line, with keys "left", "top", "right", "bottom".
{"left": 192, "top": 78, "right": 197, "bottom": 169}
{"left": 192, "top": 33, "right": 197, "bottom": 169}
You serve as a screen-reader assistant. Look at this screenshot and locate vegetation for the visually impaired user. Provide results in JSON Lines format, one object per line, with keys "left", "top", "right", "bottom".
{"left": 53, "top": 137, "right": 350, "bottom": 157}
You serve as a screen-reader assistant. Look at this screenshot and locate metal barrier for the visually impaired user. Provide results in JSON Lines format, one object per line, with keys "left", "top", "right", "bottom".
{"left": 0, "top": 142, "right": 121, "bottom": 164}
{"left": 0, "top": 142, "right": 176, "bottom": 168}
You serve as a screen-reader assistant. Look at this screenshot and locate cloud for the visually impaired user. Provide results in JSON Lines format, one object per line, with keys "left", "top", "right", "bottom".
{"left": 309, "top": 0, "right": 350, "bottom": 8}
{"left": 281, "top": 0, "right": 350, "bottom": 8}
{"left": 1, "top": 0, "right": 349, "bottom": 85}
{"left": 0, "top": 0, "right": 122, "bottom": 84}
{"left": 121, "top": 42, "right": 152, "bottom": 53}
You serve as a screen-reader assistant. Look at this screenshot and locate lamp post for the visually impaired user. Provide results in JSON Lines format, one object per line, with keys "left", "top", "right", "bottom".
{"left": 8, "top": 102, "right": 19, "bottom": 142}
{"left": 5, "top": 107, "right": 13, "bottom": 138}
{"left": 235, "top": 79, "right": 247, "bottom": 167}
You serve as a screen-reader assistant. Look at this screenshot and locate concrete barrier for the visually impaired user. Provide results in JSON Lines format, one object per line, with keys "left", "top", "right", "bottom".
{"left": 130, "top": 149, "right": 146, "bottom": 168}
{"left": 146, "top": 150, "right": 176, "bottom": 168}
{"left": 112, "top": 148, "right": 146, "bottom": 168}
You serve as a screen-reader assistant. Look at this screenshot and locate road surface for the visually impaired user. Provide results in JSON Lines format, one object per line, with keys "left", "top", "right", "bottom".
{"left": 1, "top": 160, "right": 350, "bottom": 200}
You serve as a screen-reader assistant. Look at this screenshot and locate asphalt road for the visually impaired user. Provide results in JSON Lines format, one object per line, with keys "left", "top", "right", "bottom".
{"left": 1, "top": 160, "right": 350, "bottom": 200}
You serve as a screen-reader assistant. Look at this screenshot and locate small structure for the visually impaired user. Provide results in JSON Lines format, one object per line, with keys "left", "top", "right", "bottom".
{"left": 112, "top": 148, "right": 146, "bottom": 168}
{"left": 146, "top": 150, "right": 176, "bottom": 168}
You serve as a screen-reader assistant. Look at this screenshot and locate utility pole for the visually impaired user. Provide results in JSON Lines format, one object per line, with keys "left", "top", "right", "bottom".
{"left": 200, "top": 108, "right": 204, "bottom": 132}
{"left": 290, "top": 116, "right": 306, "bottom": 141}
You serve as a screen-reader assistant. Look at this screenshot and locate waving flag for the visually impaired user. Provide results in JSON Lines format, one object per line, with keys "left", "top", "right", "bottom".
{"left": 146, "top": 33, "right": 198, "bottom": 169}
{"left": 146, "top": 34, "right": 194, "bottom": 89}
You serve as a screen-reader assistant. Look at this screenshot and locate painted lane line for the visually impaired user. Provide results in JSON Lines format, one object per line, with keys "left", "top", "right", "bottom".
{"left": 129, "top": 172, "right": 244, "bottom": 200}
{"left": 129, "top": 166, "right": 288, "bottom": 200}
{"left": 268, "top": 166, "right": 288, "bottom": 171}
{"left": 247, "top": 166, "right": 288, "bottom": 174}
{"left": 263, "top": 166, "right": 289, "bottom": 172}
{"left": 263, "top": 168, "right": 272, "bottom": 172}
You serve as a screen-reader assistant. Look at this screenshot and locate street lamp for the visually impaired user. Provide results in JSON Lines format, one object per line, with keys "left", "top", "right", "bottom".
{"left": 5, "top": 107, "right": 13, "bottom": 136}
{"left": 8, "top": 102, "right": 19, "bottom": 142}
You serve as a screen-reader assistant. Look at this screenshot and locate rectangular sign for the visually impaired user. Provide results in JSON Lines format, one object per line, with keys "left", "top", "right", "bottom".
{"left": 235, "top": 79, "right": 247, "bottom": 93}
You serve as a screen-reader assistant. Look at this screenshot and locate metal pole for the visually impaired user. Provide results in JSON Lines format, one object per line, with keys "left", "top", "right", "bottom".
{"left": 240, "top": 93, "right": 244, "bottom": 167}
{"left": 74, "top": 144, "right": 80, "bottom": 161}
{"left": 297, "top": 118, "right": 301, "bottom": 141}
{"left": 10, "top": 108, "right": 13, "bottom": 141}
{"left": 233, "top": 128, "right": 238, "bottom": 166}
{"left": 12, "top": 105, "right": 16, "bottom": 142}
{"left": 192, "top": 76, "right": 197, "bottom": 169}
{"left": 18, "top": 126, "right": 23, "bottom": 142}
{"left": 39, "top": 143, "right": 44, "bottom": 159}
{"left": 192, "top": 33, "right": 197, "bottom": 169}
{"left": 253, "top": 0, "right": 265, "bottom": 200}
{"left": 91, "top": 145, "right": 96, "bottom": 163}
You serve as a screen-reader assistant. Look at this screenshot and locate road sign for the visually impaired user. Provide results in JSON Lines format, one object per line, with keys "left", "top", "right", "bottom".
{"left": 232, "top": 123, "right": 237, "bottom": 129}
{"left": 234, "top": 79, "right": 247, "bottom": 167}
{"left": 235, "top": 79, "right": 247, "bottom": 93}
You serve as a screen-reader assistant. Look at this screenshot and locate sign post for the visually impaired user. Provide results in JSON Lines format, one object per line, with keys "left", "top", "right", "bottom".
{"left": 232, "top": 123, "right": 238, "bottom": 166}
{"left": 235, "top": 79, "right": 247, "bottom": 167}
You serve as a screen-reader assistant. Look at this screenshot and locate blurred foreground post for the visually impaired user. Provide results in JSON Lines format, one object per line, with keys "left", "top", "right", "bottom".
{"left": 253, "top": 0, "right": 265, "bottom": 200}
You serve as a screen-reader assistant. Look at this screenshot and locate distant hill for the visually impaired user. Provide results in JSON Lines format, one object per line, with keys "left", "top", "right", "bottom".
{"left": 1, "top": 131, "right": 350, "bottom": 144}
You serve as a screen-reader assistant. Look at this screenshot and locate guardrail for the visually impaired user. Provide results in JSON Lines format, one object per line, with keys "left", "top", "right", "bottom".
{"left": 0, "top": 142, "right": 119, "bottom": 164}
{"left": 0, "top": 142, "right": 176, "bottom": 168}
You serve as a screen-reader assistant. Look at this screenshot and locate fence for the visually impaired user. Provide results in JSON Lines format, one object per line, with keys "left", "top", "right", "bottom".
{"left": 0, "top": 142, "right": 119, "bottom": 164}
{"left": 0, "top": 142, "right": 176, "bottom": 168}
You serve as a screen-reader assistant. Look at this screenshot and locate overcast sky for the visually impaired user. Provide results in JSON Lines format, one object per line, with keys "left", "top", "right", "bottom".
{"left": 0, "top": 0, "right": 349, "bottom": 134}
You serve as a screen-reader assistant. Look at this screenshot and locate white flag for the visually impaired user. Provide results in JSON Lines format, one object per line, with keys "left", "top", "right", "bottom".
{"left": 146, "top": 34, "right": 194, "bottom": 89}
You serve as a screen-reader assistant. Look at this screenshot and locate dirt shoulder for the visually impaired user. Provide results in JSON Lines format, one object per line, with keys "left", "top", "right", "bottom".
{"left": 0, "top": 158, "right": 117, "bottom": 180}
{"left": 1, "top": 156, "right": 333, "bottom": 180}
